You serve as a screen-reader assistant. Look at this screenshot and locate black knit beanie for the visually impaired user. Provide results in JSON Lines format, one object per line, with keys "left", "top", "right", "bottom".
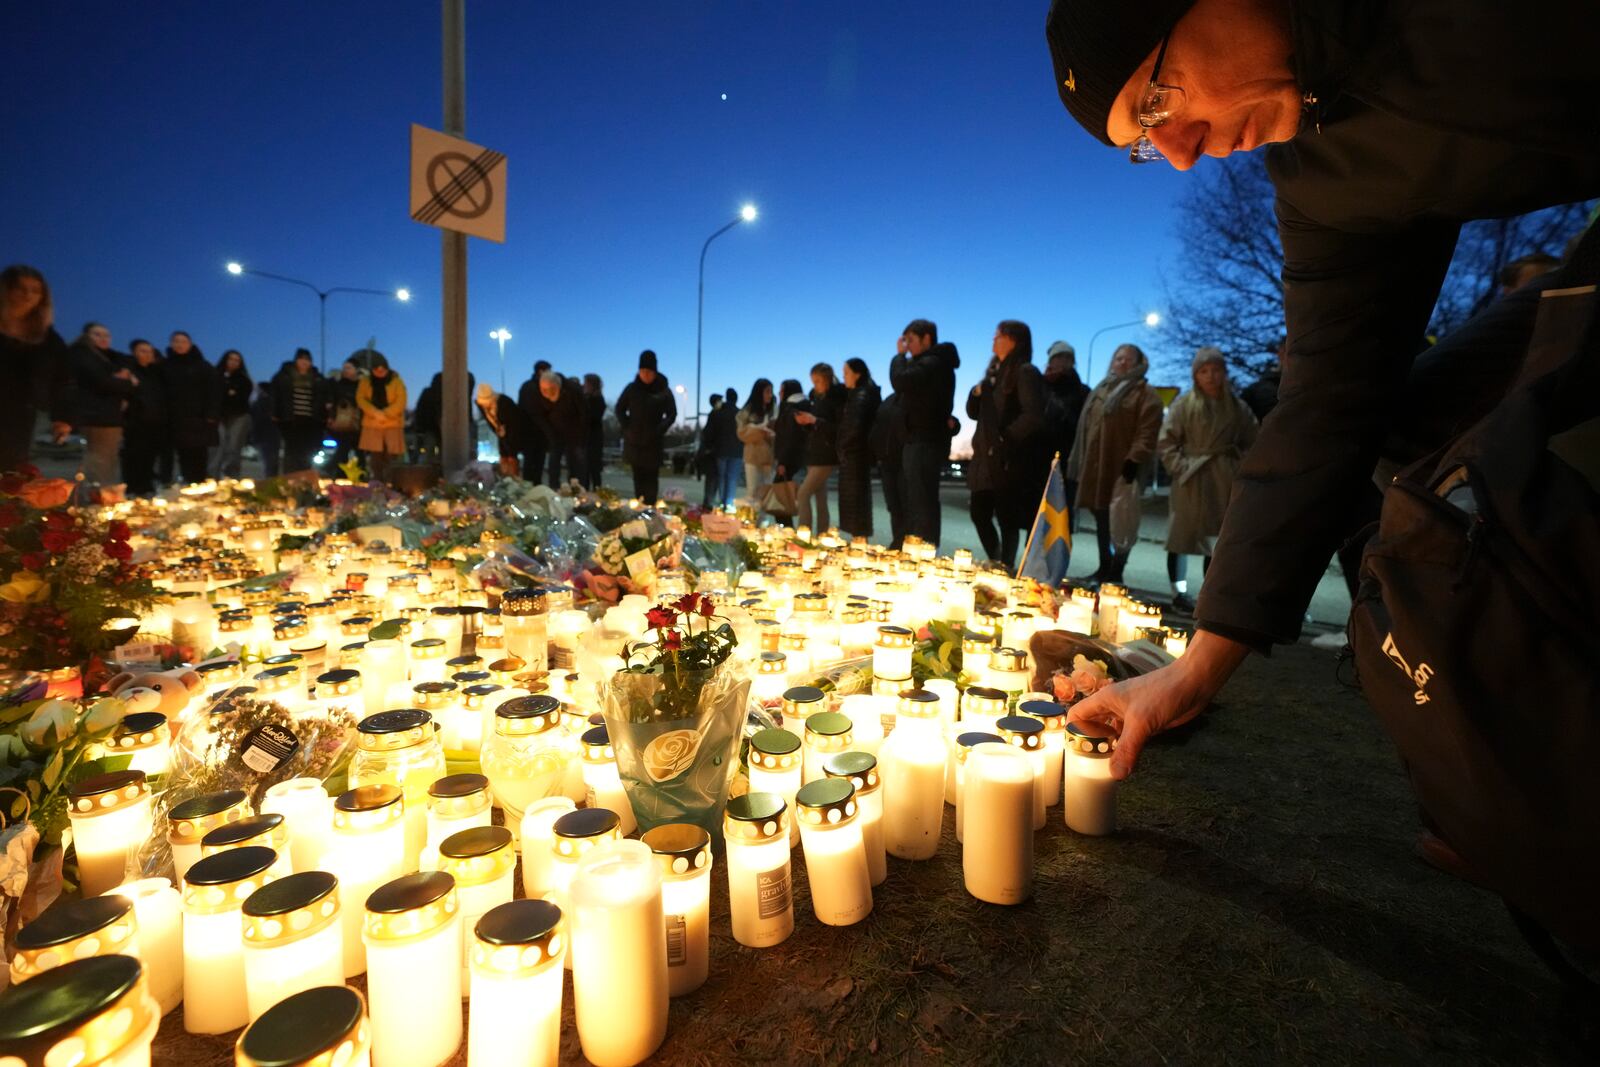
{"left": 1045, "top": 0, "right": 1197, "bottom": 146}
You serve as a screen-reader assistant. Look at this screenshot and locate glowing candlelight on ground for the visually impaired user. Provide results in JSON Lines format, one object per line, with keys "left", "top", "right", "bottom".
{"left": 241, "top": 871, "right": 344, "bottom": 1021}
{"left": 571, "top": 840, "right": 668, "bottom": 1067}
{"left": 722, "top": 793, "right": 794, "bottom": 948}
{"left": 468, "top": 899, "right": 565, "bottom": 1067}
{"left": 962, "top": 742, "right": 1035, "bottom": 904}
{"left": 795, "top": 779, "right": 872, "bottom": 927}
{"left": 66, "top": 770, "right": 153, "bottom": 898}
{"left": 182, "top": 845, "right": 280, "bottom": 1034}
{"left": 363, "top": 872, "right": 463, "bottom": 1067}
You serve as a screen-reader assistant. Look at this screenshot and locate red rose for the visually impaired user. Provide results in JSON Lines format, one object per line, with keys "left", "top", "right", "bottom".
{"left": 698, "top": 596, "right": 715, "bottom": 618}
{"left": 40, "top": 529, "right": 81, "bottom": 554}
{"left": 645, "top": 606, "right": 678, "bottom": 630}
{"left": 671, "top": 593, "right": 700, "bottom": 615}
{"left": 103, "top": 539, "right": 132, "bottom": 561}
{"left": 17, "top": 465, "right": 39, "bottom": 480}
{"left": 0, "top": 503, "right": 20, "bottom": 529}
{"left": 107, "top": 520, "right": 131, "bottom": 541}
{"left": 662, "top": 630, "right": 683, "bottom": 651}
{"left": 20, "top": 552, "right": 47, "bottom": 572}
{"left": 42, "top": 511, "right": 74, "bottom": 531}
{"left": 0, "top": 475, "right": 26, "bottom": 497}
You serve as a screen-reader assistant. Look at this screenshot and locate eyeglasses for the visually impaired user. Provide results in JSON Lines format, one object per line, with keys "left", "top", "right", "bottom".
{"left": 1129, "top": 34, "right": 1186, "bottom": 164}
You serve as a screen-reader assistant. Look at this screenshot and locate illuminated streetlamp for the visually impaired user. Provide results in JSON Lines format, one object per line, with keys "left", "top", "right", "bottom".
{"left": 490, "top": 328, "right": 512, "bottom": 396}
{"left": 1085, "top": 312, "right": 1161, "bottom": 384}
{"left": 695, "top": 204, "right": 758, "bottom": 427}
{"left": 225, "top": 262, "right": 411, "bottom": 374}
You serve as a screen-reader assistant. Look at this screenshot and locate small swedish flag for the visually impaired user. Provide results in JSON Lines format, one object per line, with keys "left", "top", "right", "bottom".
{"left": 1019, "top": 454, "right": 1071, "bottom": 586}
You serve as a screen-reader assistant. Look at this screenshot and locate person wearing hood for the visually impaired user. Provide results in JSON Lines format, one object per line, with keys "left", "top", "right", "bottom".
{"left": 966, "top": 320, "right": 1049, "bottom": 571}
{"left": 1066, "top": 342, "right": 1162, "bottom": 584}
{"left": 356, "top": 353, "right": 407, "bottom": 481}
{"left": 214, "top": 349, "right": 253, "bottom": 478}
{"left": 0, "top": 265, "right": 72, "bottom": 473}
{"left": 1159, "top": 347, "right": 1259, "bottom": 613}
{"left": 68, "top": 321, "right": 136, "bottom": 487}
{"left": 1041, "top": 340, "right": 1091, "bottom": 490}
{"left": 476, "top": 381, "right": 534, "bottom": 474}
{"left": 614, "top": 350, "right": 676, "bottom": 500}
{"left": 121, "top": 338, "right": 168, "bottom": 494}
{"left": 581, "top": 373, "right": 607, "bottom": 489}
{"left": 530, "top": 370, "right": 586, "bottom": 486}
{"left": 163, "top": 330, "right": 221, "bottom": 484}
{"left": 837, "top": 358, "right": 881, "bottom": 539}
{"left": 889, "top": 318, "right": 960, "bottom": 549}
{"left": 271, "top": 348, "right": 333, "bottom": 472}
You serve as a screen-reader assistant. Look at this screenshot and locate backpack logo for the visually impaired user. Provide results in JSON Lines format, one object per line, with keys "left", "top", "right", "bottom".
{"left": 1063, "top": 70, "right": 1077, "bottom": 93}
{"left": 1381, "top": 632, "right": 1434, "bottom": 705}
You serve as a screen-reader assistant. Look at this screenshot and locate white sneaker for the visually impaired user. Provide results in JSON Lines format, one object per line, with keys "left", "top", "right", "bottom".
{"left": 1309, "top": 631, "right": 1345, "bottom": 651}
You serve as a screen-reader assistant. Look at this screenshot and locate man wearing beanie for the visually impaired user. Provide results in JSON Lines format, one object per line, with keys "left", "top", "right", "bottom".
{"left": 1048, "top": 0, "right": 1600, "bottom": 776}
{"left": 614, "top": 348, "right": 676, "bottom": 500}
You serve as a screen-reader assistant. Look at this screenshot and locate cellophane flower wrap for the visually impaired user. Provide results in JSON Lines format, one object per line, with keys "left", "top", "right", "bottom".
{"left": 602, "top": 593, "right": 751, "bottom": 840}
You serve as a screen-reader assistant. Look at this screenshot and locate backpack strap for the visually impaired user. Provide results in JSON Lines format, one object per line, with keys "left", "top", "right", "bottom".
{"left": 1506, "top": 904, "right": 1600, "bottom": 1054}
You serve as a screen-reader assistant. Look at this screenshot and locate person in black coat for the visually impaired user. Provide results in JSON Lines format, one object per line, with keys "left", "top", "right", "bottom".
{"left": 475, "top": 382, "right": 534, "bottom": 471}
{"left": 1041, "top": 340, "right": 1090, "bottom": 500}
{"left": 270, "top": 348, "right": 332, "bottom": 473}
{"left": 966, "top": 320, "right": 1048, "bottom": 570}
{"left": 515, "top": 360, "right": 553, "bottom": 487}
{"left": 528, "top": 371, "right": 587, "bottom": 487}
{"left": 581, "top": 374, "right": 607, "bottom": 489}
{"left": 0, "top": 266, "right": 72, "bottom": 473}
{"left": 215, "top": 350, "right": 253, "bottom": 478}
{"left": 69, "top": 322, "right": 136, "bottom": 486}
{"left": 249, "top": 380, "right": 280, "bottom": 477}
{"left": 711, "top": 387, "right": 744, "bottom": 506}
{"left": 888, "top": 319, "right": 960, "bottom": 549}
{"left": 771, "top": 378, "right": 810, "bottom": 484}
{"left": 794, "top": 363, "right": 844, "bottom": 533}
{"left": 870, "top": 390, "right": 906, "bottom": 549}
{"left": 328, "top": 361, "right": 363, "bottom": 466}
{"left": 836, "top": 358, "right": 881, "bottom": 539}
{"left": 163, "top": 331, "right": 221, "bottom": 484}
{"left": 613, "top": 351, "right": 676, "bottom": 500}
{"left": 696, "top": 393, "right": 728, "bottom": 507}
{"left": 121, "top": 338, "right": 168, "bottom": 494}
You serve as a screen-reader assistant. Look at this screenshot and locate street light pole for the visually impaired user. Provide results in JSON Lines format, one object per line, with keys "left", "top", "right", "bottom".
{"left": 489, "top": 328, "right": 511, "bottom": 396}
{"left": 225, "top": 263, "right": 411, "bottom": 373}
{"left": 695, "top": 203, "right": 757, "bottom": 429}
{"left": 1085, "top": 312, "right": 1161, "bottom": 383}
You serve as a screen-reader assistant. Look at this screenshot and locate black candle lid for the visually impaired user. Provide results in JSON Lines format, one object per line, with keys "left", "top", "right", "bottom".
{"left": 116, "top": 711, "right": 167, "bottom": 736}
{"left": 474, "top": 898, "right": 561, "bottom": 947}
{"left": 66, "top": 769, "right": 145, "bottom": 800}
{"left": 169, "top": 789, "right": 248, "bottom": 822}
{"left": 1019, "top": 698, "right": 1067, "bottom": 723}
{"left": 725, "top": 791, "right": 786, "bottom": 823}
{"left": 335, "top": 784, "right": 402, "bottom": 813}
{"left": 356, "top": 708, "right": 430, "bottom": 735}
{"left": 452, "top": 670, "right": 492, "bottom": 686}
{"left": 184, "top": 845, "right": 277, "bottom": 885}
{"left": 366, "top": 871, "right": 454, "bottom": 914}
{"left": 781, "top": 685, "right": 824, "bottom": 704}
{"left": 202, "top": 812, "right": 284, "bottom": 849}
{"left": 428, "top": 772, "right": 488, "bottom": 799}
{"left": 243, "top": 871, "right": 338, "bottom": 917}
{"left": 0, "top": 956, "right": 144, "bottom": 1063}
{"left": 552, "top": 807, "right": 620, "bottom": 840}
{"left": 15, "top": 896, "right": 132, "bottom": 951}
{"left": 956, "top": 731, "right": 1004, "bottom": 748}
{"left": 497, "top": 694, "right": 562, "bottom": 719}
{"left": 439, "top": 825, "right": 512, "bottom": 861}
{"left": 750, "top": 727, "right": 801, "bottom": 756}
{"left": 237, "top": 985, "right": 365, "bottom": 1067}
{"left": 805, "top": 711, "right": 852, "bottom": 737}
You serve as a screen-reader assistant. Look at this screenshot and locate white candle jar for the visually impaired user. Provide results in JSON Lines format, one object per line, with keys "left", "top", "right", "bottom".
{"left": 519, "top": 796, "right": 577, "bottom": 900}
{"left": 879, "top": 690, "right": 946, "bottom": 862}
{"left": 461, "top": 682, "right": 508, "bottom": 756}
{"left": 363, "top": 872, "right": 463, "bottom": 1067}
{"left": 106, "top": 878, "right": 183, "bottom": 1014}
{"left": 751, "top": 650, "right": 789, "bottom": 704}
{"left": 1019, "top": 698, "right": 1068, "bottom": 808}
{"left": 576, "top": 725, "right": 634, "bottom": 835}
{"left": 423, "top": 772, "right": 492, "bottom": 870}
{"left": 960, "top": 685, "right": 1009, "bottom": 737}
{"left": 545, "top": 808, "right": 623, "bottom": 950}
{"left": 328, "top": 785, "right": 406, "bottom": 977}
{"left": 409, "top": 637, "right": 448, "bottom": 684}
{"left": 480, "top": 694, "right": 570, "bottom": 834}
{"left": 986, "top": 647, "right": 1031, "bottom": 704}
{"left": 66, "top": 770, "right": 153, "bottom": 899}
{"left": 499, "top": 587, "right": 550, "bottom": 673}
{"left": 168, "top": 789, "right": 253, "bottom": 883}
{"left": 350, "top": 708, "right": 447, "bottom": 873}
{"left": 202, "top": 813, "right": 293, "bottom": 880}
{"left": 427, "top": 606, "right": 466, "bottom": 658}
{"left": 571, "top": 840, "right": 668, "bottom": 1067}
{"left": 995, "top": 715, "right": 1048, "bottom": 831}
{"left": 99, "top": 711, "right": 172, "bottom": 778}
{"left": 9, "top": 894, "right": 140, "bottom": 986}
{"left": 252, "top": 664, "right": 307, "bottom": 715}
{"left": 1096, "top": 583, "right": 1126, "bottom": 642}
{"left": 802, "top": 712, "right": 853, "bottom": 785}
{"left": 236, "top": 984, "right": 372, "bottom": 1067}
{"left": 359, "top": 640, "right": 406, "bottom": 718}
{"left": 468, "top": 899, "right": 565, "bottom": 1067}
{"left": 722, "top": 793, "right": 794, "bottom": 949}
{"left": 872, "top": 625, "right": 913, "bottom": 685}
{"left": 962, "top": 633, "right": 993, "bottom": 682}
{"left": 747, "top": 728, "right": 803, "bottom": 847}
{"left": 241, "top": 870, "right": 344, "bottom": 1021}
{"left": 182, "top": 845, "right": 280, "bottom": 1034}
{"left": 962, "top": 742, "right": 1035, "bottom": 904}
{"left": 1060, "top": 587, "right": 1097, "bottom": 635}
{"left": 1164, "top": 628, "right": 1190, "bottom": 657}
{"left": 0, "top": 955, "right": 159, "bottom": 1067}
{"left": 1065, "top": 722, "right": 1119, "bottom": 836}
{"left": 262, "top": 777, "right": 334, "bottom": 874}
{"left": 640, "top": 824, "right": 712, "bottom": 998}
{"left": 953, "top": 731, "right": 1003, "bottom": 844}
{"left": 779, "top": 685, "right": 825, "bottom": 740}
{"left": 1115, "top": 600, "right": 1162, "bottom": 646}
{"left": 837, "top": 694, "right": 885, "bottom": 756}
{"left": 438, "top": 826, "right": 517, "bottom": 988}
{"left": 823, "top": 751, "right": 885, "bottom": 886}
{"left": 794, "top": 778, "right": 873, "bottom": 927}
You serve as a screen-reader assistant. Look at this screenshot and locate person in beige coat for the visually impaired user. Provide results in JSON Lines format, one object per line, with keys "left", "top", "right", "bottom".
{"left": 736, "top": 377, "right": 776, "bottom": 502}
{"left": 1066, "top": 343, "right": 1162, "bottom": 583}
{"left": 1158, "top": 347, "right": 1259, "bottom": 613}
{"left": 356, "top": 353, "right": 407, "bottom": 482}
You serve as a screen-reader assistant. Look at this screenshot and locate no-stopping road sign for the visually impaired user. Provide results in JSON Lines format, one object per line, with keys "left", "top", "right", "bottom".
{"left": 409, "top": 123, "right": 506, "bottom": 243}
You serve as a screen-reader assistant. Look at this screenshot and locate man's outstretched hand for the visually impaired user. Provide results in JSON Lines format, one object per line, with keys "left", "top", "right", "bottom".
{"left": 1066, "top": 629, "right": 1251, "bottom": 779}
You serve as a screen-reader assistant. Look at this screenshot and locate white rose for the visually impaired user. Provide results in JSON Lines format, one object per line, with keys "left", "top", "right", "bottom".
{"left": 641, "top": 729, "right": 703, "bottom": 782}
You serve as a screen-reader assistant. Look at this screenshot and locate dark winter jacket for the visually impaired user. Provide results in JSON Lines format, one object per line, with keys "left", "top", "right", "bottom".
{"left": 803, "top": 386, "right": 846, "bottom": 467}
{"left": 1042, "top": 365, "right": 1090, "bottom": 470}
{"left": 219, "top": 368, "right": 252, "bottom": 419}
{"left": 481, "top": 394, "right": 534, "bottom": 458}
{"left": 529, "top": 378, "right": 586, "bottom": 447}
{"left": 270, "top": 362, "right": 333, "bottom": 426}
{"left": 870, "top": 392, "right": 903, "bottom": 464}
{"left": 0, "top": 328, "right": 71, "bottom": 473}
{"left": 165, "top": 347, "right": 223, "bottom": 448}
{"left": 965, "top": 356, "right": 1048, "bottom": 503}
{"left": 1198, "top": 0, "right": 1600, "bottom": 649}
{"left": 584, "top": 393, "right": 607, "bottom": 455}
{"left": 250, "top": 386, "right": 278, "bottom": 448}
{"left": 614, "top": 373, "right": 676, "bottom": 463}
{"left": 69, "top": 339, "right": 135, "bottom": 428}
{"left": 772, "top": 392, "right": 810, "bottom": 478}
{"left": 888, "top": 342, "right": 960, "bottom": 444}
{"left": 1238, "top": 367, "right": 1280, "bottom": 422}
{"left": 515, "top": 376, "right": 550, "bottom": 454}
{"left": 123, "top": 357, "right": 169, "bottom": 428}
{"left": 707, "top": 403, "right": 742, "bottom": 460}
{"left": 838, "top": 381, "right": 881, "bottom": 464}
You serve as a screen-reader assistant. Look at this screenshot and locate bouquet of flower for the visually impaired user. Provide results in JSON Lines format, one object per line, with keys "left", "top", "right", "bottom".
{"left": 0, "top": 470, "right": 160, "bottom": 673}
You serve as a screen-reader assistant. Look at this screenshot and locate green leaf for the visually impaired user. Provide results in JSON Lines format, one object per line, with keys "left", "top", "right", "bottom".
{"left": 42, "top": 748, "right": 65, "bottom": 790}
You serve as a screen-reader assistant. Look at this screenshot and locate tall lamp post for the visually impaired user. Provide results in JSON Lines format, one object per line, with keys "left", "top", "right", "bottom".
{"left": 489, "top": 327, "right": 512, "bottom": 396}
{"left": 226, "top": 262, "right": 411, "bottom": 373}
{"left": 1085, "top": 311, "right": 1161, "bottom": 383}
{"left": 695, "top": 203, "right": 758, "bottom": 428}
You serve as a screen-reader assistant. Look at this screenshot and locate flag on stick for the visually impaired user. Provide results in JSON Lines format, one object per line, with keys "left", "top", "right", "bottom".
{"left": 1018, "top": 454, "right": 1071, "bottom": 586}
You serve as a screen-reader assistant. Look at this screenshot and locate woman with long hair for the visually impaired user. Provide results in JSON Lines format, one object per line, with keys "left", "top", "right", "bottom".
{"left": 356, "top": 352, "right": 407, "bottom": 481}
{"left": 794, "top": 362, "right": 844, "bottom": 532}
{"left": 164, "top": 330, "right": 222, "bottom": 484}
{"left": 736, "top": 376, "right": 776, "bottom": 501}
{"left": 214, "top": 349, "right": 253, "bottom": 478}
{"left": 1066, "top": 342, "right": 1163, "bottom": 583}
{"left": 966, "top": 320, "right": 1048, "bottom": 569}
{"left": 0, "top": 266, "right": 72, "bottom": 472}
{"left": 837, "top": 358, "right": 881, "bottom": 538}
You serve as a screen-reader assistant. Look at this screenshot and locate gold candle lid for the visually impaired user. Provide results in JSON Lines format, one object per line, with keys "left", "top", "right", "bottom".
{"left": 438, "top": 826, "right": 516, "bottom": 888}
{"left": 486, "top": 656, "right": 526, "bottom": 685}
{"left": 1071, "top": 586, "right": 1097, "bottom": 602}
{"left": 472, "top": 899, "right": 563, "bottom": 977}
{"left": 499, "top": 587, "right": 548, "bottom": 616}
{"left": 896, "top": 689, "right": 941, "bottom": 719}
{"left": 990, "top": 647, "right": 1029, "bottom": 673}
{"left": 169, "top": 789, "right": 251, "bottom": 842}
{"left": 363, "top": 871, "right": 458, "bottom": 943}
{"left": 874, "top": 624, "right": 913, "bottom": 648}
{"left": 550, "top": 808, "right": 621, "bottom": 859}
{"left": 962, "top": 633, "right": 993, "bottom": 656}
{"left": 1098, "top": 583, "right": 1127, "bottom": 600}
{"left": 494, "top": 694, "right": 561, "bottom": 735}
{"left": 410, "top": 637, "right": 446, "bottom": 660}
{"left": 315, "top": 668, "right": 362, "bottom": 699}
{"left": 411, "top": 680, "right": 458, "bottom": 710}
{"left": 428, "top": 773, "right": 490, "bottom": 820}
{"left": 1066, "top": 721, "right": 1118, "bottom": 757}
{"left": 1018, "top": 698, "right": 1068, "bottom": 731}
{"left": 996, "top": 715, "right": 1045, "bottom": 751}
{"left": 461, "top": 682, "right": 506, "bottom": 711}
{"left": 333, "top": 784, "right": 404, "bottom": 833}
{"left": 105, "top": 711, "right": 167, "bottom": 752}
{"left": 235, "top": 985, "right": 370, "bottom": 1067}
{"left": 641, "top": 823, "right": 712, "bottom": 879}
{"left": 579, "top": 725, "right": 614, "bottom": 763}
{"left": 66, "top": 770, "right": 149, "bottom": 818}
{"left": 822, "top": 750, "right": 879, "bottom": 795}
{"left": 795, "top": 777, "right": 858, "bottom": 827}
{"left": 11, "top": 896, "right": 137, "bottom": 982}
{"left": 202, "top": 813, "right": 288, "bottom": 858}
{"left": 749, "top": 728, "right": 801, "bottom": 773}
{"left": 183, "top": 846, "right": 278, "bottom": 915}
{"left": 354, "top": 708, "right": 434, "bottom": 751}
{"left": 723, "top": 792, "right": 789, "bottom": 842}
{"left": 805, "top": 711, "right": 854, "bottom": 751}
{"left": 0, "top": 956, "right": 156, "bottom": 1067}
{"left": 242, "top": 870, "right": 340, "bottom": 948}
{"left": 792, "top": 591, "right": 829, "bottom": 614}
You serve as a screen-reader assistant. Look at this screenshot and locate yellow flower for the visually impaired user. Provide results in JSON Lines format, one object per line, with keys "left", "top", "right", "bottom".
{"left": 0, "top": 571, "right": 49, "bottom": 604}
{"left": 83, "top": 697, "right": 129, "bottom": 736}
{"left": 20, "top": 700, "right": 78, "bottom": 748}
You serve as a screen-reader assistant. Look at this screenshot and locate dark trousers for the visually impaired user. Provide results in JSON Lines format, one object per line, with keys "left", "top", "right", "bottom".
{"left": 281, "top": 423, "right": 322, "bottom": 473}
{"left": 879, "top": 457, "right": 905, "bottom": 549}
{"left": 329, "top": 432, "right": 357, "bottom": 469}
{"left": 521, "top": 446, "right": 547, "bottom": 487}
{"left": 584, "top": 443, "right": 603, "bottom": 489}
{"left": 969, "top": 488, "right": 1022, "bottom": 570}
{"left": 547, "top": 441, "right": 585, "bottom": 488}
{"left": 256, "top": 432, "right": 281, "bottom": 477}
{"left": 156, "top": 433, "right": 174, "bottom": 484}
{"left": 901, "top": 441, "right": 945, "bottom": 549}
{"left": 632, "top": 463, "right": 660, "bottom": 502}
{"left": 1091, "top": 507, "right": 1121, "bottom": 579}
{"left": 176, "top": 446, "right": 209, "bottom": 485}
{"left": 121, "top": 425, "right": 161, "bottom": 495}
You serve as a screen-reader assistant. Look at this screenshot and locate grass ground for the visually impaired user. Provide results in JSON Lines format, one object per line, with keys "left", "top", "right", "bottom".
{"left": 153, "top": 643, "right": 1583, "bottom": 1066}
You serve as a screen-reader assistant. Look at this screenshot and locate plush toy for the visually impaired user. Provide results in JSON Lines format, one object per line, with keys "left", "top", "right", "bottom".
{"left": 104, "top": 668, "right": 205, "bottom": 725}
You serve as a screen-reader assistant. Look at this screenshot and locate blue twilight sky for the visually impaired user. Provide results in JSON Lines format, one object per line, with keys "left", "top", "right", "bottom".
{"left": 7, "top": 1, "right": 1194, "bottom": 432}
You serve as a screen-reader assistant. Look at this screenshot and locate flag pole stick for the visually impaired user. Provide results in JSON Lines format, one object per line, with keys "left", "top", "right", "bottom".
{"left": 1016, "top": 452, "right": 1061, "bottom": 579}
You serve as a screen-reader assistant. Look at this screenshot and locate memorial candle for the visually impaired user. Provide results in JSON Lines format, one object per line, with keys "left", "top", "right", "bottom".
{"left": 1019, "top": 699, "right": 1069, "bottom": 808}
{"left": 202, "top": 813, "right": 293, "bottom": 879}
{"left": 780, "top": 685, "right": 825, "bottom": 739}
{"left": 571, "top": 840, "right": 668, "bottom": 1067}
{"left": 9, "top": 895, "right": 140, "bottom": 986}
{"left": 98, "top": 712, "right": 171, "bottom": 778}
{"left": 350, "top": 709, "right": 447, "bottom": 873}
{"left": 519, "top": 795, "right": 576, "bottom": 899}
{"left": 953, "top": 731, "right": 1003, "bottom": 844}
{"left": 423, "top": 772, "right": 492, "bottom": 870}
{"left": 235, "top": 985, "right": 372, "bottom": 1067}
{"left": 751, "top": 650, "right": 789, "bottom": 704}
{"left": 438, "top": 826, "right": 517, "bottom": 988}
{"left": 802, "top": 711, "right": 854, "bottom": 785}
{"left": 0, "top": 956, "right": 160, "bottom": 1067}
{"left": 795, "top": 779, "right": 873, "bottom": 927}
{"left": 722, "top": 793, "right": 794, "bottom": 949}
{"left": 1064, "top": 722, "right": 1119, "bottom": 836}
{"left": 480, "top": 695, "right": 569, "bottom": 835}
{"left": 962, "top": 742, "right": 1035, "bottom": 904}
{"left": 986, "top": 647, "right": 1031, "bottom": 704}
{"left": 641, "top": 823, "right": 713, "bottom": 997}
{"left": 544, "top": 808, "right": 623, "bottom": 934}
{"left": 1096, "top": 583, "right": 1126, "bottom": 642}
{"left": 838, "top": 693, "right": 886, "bottom": 755}
{"left": 363, "top": 872, "right": 463, "bottom": 1067}
{"left": 182, "top": 846, "right": 280, "bottom": 1034}
{"left": 879, "top": 689, "right": 946, "bottom": 861}
{"left": 995, "top": 716, "right": 1048, "bottom": 831}
{"left": 873, "top": 625, "right": 914, "bottom": 684}
{"left": 500, "top": 587, "right": 550, "bottom": 673}
{"left": 241, "top": 871, "right": 344, "bottom": 1022}
{"left": 262, "top": 777, "right": 333, "bottom": 873}
{"left": 823, "top": 751, "right": 885, "bottom": 886}
{"left": 167, "top": 790, "right": 252, "bottom": 883}
{"left": 960, "top": 685, "right": 1008, "bottom": 736}
{"left": 468, "top": 900, "right": 565, "bottom": 1067}
{"left": 580, "top": 725, "right": 636, "bottom": 836}
{"left": 66, "top": 770, "right": 153, "bottom": 897}
{"left": 107, "top": 878, "right": 183, "bottom": 1014}
{"left": 1060, "top": 587, "right": 1097, "bottom": 635}
{"left": 747, "top": 728, "right": 803, "bottom": 847}
{"left": 326, "top": 785, "right": 406, "bottom": 978}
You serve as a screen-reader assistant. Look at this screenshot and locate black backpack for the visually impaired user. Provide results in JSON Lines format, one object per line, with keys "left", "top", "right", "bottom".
{"left": 1348, "top": 228, "right": 1600, "bottom": 956}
